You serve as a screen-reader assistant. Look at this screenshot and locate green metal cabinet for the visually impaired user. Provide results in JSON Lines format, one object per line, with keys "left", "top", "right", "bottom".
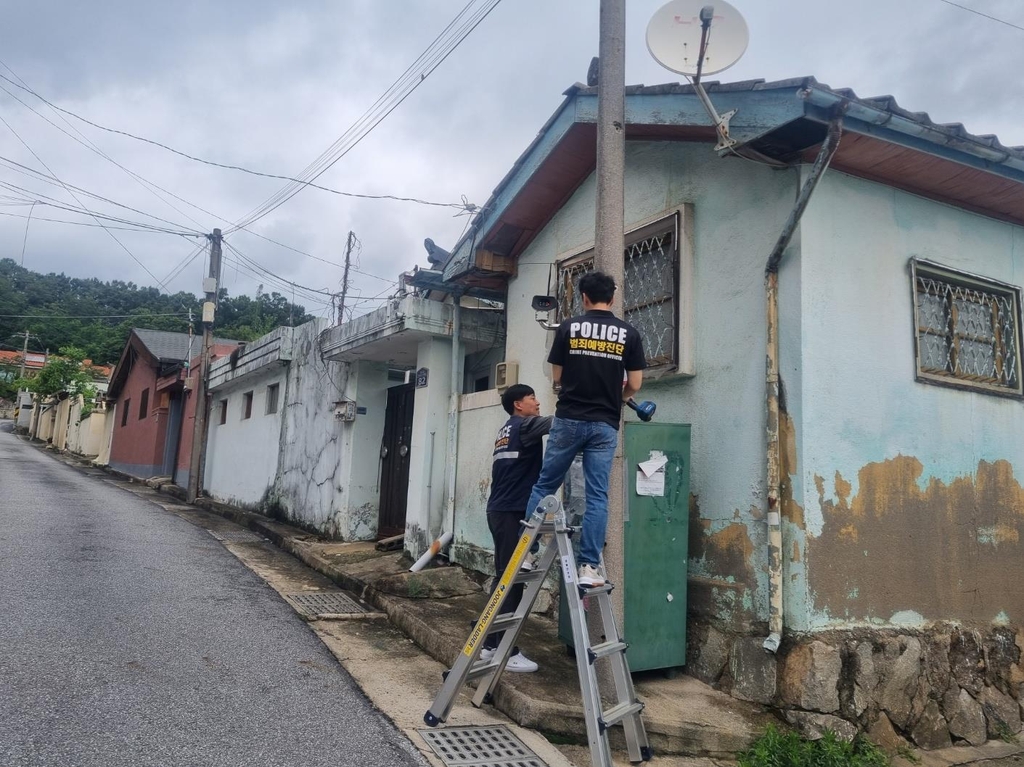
{"left": 558, "top": 422, "right": 691, "bottom": 672}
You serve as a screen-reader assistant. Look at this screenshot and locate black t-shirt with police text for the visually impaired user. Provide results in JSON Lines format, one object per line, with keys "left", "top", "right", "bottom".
{"left": 547, "top": 309, "right": 646, "bottom": 429}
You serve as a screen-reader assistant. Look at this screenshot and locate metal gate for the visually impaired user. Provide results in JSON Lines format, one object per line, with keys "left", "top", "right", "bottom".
{"left": 378, "top": 382, "right": 415, "bottom": 538}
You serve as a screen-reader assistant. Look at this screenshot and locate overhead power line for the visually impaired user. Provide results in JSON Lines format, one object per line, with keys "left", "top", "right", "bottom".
{"left": 0, "top": 112, "right": 171, "bottom": 290}
{"left": 0, "top": 70, "right": 209, "bottom": 233}
{"left": 226, "top": 0, "right": 502, "bottom": 233}
{"left": 936, "top": 0, "right": 1024, "bottom": 32}
{"left": 0, "top": 70, "right": 472, "bottom": 213}
{"left": 0, "top": 312, "right": 189, "bottom": 319}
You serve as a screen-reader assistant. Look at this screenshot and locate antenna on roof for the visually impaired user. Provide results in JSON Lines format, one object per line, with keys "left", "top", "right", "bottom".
{"left": 646, "top": 0, "right": 749, "bottom": 151}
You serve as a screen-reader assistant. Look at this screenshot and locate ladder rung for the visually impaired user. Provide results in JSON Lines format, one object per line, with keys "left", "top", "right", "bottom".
{"left": 487, "top": 614, "right": 521, "bottom": 633}
{"left": 598, "top": 701, "right": 645, "bottom": 732}
{"left": 513, "top": 569, "right": 547, "bottom": 585}
{"left": 467, "top": 660, "right": 502, "bottom": 680}
{"left": 587, "top": 640, "right": 628, "bottom": 664}
{"left": 576, "top": 582, "right": 614, "bottom": 597}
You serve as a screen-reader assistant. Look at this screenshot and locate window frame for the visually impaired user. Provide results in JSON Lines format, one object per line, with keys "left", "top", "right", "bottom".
{"left": 553, "top": 210, "right": 688, "bottom": 375}
{"left": 138, "top": 388, "right": 149, "bottom": 420}
{"left": 219, "top": 399, "right": 228, "bottom": 425}
{"left": 910, "top": 258, "right": 1024, "bottom": 399}
{"left": 265, "top": 383, "right": 279, "bottom": 415}
{"left": 242, "top": 391, "right": 253, "bottom": 420}
{"left": 121, "top": 399, "right": 130, "bottom": 427}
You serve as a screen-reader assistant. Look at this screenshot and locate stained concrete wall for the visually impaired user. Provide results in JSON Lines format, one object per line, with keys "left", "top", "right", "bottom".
{"left": 791, "top": 171, "right": 1024, "bottom": 631}
{"left": 456, "top": 140, "right": 801, "bottom": 629}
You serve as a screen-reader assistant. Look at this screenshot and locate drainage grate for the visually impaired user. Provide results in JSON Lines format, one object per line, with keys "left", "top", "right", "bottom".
{"left": 418, "top": 725, "right": 547, "bottom": 767}
{"left": 208, "top": 529, "right": 265, "bottom": 544}
{"left": 285, "top": 591, "right": 368, "bottom": 617}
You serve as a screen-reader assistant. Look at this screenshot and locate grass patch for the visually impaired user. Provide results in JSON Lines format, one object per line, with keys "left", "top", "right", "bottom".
{"left": 739, "top": 724, "right": 890, "bottom": 767}
{"left": 993, "top": 722, "right": 1020, "bottom": 745}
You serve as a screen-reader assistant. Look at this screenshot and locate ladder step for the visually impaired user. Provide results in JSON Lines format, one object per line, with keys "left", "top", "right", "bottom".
{"left": 487, "top": 614, "right": 521, "bottom": 633}
{"left": 576, "top": 582, "right": 614, "bottom": 597}
{"left": 599, "top": 701, "right": 645, "bottom": 733}
{"left": 587, "top": 640, "right": 628, "bottom": 664}
{"left": 513, "top": 569, "right": 547, "bottom": 585}
{"left": 467, "top": 660, "right": 503, "bottom": 681}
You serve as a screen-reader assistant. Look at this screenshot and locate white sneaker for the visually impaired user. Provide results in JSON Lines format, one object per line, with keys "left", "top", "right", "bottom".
{"left": 505, "top": 652, "right": 539, "bottom": 673}
{"left": 520, "top": 552, "right": 537, "bottom": 571}
{"left": 578, "top": 564, "right": 605, "bottom": 588}
{"left": 479, "top": 647, "right": 496, "bottom": 662}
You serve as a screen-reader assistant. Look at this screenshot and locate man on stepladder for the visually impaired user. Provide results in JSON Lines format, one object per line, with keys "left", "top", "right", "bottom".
{"left": 525, "top": 270, "right": 645, "bottom": 588}
{"left": 481, "top": 384, "right": 552, "bottom": 673}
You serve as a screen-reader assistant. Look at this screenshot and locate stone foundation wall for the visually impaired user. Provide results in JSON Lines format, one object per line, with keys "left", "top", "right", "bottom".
{"left": 687, "top": 622, "right": 1024, "bottom": 750}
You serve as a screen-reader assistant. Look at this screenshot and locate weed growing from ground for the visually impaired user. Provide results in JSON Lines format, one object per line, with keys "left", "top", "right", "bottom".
{"left": 739, "top": 724, "right": 890, "bottom": 767}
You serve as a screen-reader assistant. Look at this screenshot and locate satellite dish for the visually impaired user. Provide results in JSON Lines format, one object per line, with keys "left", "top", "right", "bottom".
{"left": 646, "top": 0, "right": 749, "bottom": 77}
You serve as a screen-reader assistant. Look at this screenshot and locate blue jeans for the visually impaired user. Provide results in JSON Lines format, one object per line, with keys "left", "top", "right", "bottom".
{"left": 525, "top": 417, "right": 618, "bottom": 567}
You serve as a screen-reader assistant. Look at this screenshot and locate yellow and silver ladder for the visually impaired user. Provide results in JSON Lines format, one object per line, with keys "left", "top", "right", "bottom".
{"left": 423, "top": 495, "right": 652, "bottom": 767}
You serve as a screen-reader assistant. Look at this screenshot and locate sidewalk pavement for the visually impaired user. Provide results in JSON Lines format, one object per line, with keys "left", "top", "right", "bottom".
{"left": 30, "top": 441, "right": 1024, "bottom": 766}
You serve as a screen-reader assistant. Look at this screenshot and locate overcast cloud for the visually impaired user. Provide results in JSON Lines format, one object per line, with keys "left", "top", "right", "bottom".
{"left": 1, "top": 0, "right": 1022, "bottom": 319}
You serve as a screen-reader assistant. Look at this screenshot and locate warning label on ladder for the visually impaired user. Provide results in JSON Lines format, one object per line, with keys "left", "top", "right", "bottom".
{"left": 462, "top": 531, "right": 532, "bottom": 657}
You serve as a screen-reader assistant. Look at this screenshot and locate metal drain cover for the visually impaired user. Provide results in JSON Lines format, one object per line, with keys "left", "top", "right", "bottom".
{"left": 418, "top": 725, "right": 547, "bottom": 767}
{"left": 285, "top": 591, "right": 368, "bottom": 617}
{"left": 208, "top": 529, "right": 265, "bottom": 544}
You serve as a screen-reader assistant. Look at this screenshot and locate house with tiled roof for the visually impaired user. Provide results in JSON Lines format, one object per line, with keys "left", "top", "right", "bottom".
{"left": 319, "top": 77, "right": 1024, "bottom": 746}
{"left": 106, "top": 328, "right": 237, "bottom": 486}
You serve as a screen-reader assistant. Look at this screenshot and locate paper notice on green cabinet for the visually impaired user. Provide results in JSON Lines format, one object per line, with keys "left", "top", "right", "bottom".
{"left": 636, "top": 452, "right": 668, "bottom": 497}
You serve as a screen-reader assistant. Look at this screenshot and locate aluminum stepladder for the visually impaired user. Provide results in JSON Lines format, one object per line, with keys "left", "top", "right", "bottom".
{"left": 423, "top": 495, "right": 652, "bottom": 767}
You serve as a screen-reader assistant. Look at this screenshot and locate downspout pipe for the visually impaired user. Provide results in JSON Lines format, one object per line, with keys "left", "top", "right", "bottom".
{"left": 762, "top": 115, "right": 843, "bottom": 653}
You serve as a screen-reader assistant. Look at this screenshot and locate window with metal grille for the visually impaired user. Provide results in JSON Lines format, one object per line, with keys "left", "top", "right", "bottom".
{"left": 911, "top": 259, "right": 1023, "bottom": 397}
{"left": 555, "top": 217, "right": 678, "bottom": 369}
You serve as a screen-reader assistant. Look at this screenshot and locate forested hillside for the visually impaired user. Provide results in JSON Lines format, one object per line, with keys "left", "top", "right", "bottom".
{"left": 0, "top": 258, "right": 315, "bottom": 365}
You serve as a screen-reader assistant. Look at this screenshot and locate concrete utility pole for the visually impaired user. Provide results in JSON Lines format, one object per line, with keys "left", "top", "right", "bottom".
{"left": 593, "top": 0, "right": 627, "bottom": 632}
{"left": 186, "top": 228, "right": 222, "bottom": 503}
{"left": 18, "top": 330, "right": 30, "bottom": 383}
{"left": 337, "top": 231, "right": 355, "bottom": 325}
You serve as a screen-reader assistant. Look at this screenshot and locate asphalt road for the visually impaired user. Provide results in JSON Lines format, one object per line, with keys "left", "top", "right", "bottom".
{"left": 0, "top": 428, "right": 426, "bottom": 767}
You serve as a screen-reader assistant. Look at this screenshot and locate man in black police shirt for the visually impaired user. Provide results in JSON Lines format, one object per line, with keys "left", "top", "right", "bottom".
{"left": 525, "top": 270, "right": 645, "bottom": 588}
{"left": 483, "top": 383, "right": 552, "bottom": 672}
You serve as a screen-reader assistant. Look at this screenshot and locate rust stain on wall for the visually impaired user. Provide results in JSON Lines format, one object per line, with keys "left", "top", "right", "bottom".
{"left": 779, "top": 412, "right": 805, "bottom": 529}
{"left": 808, "top": 456, "right": 1024, "bottom": 623}
{"left": 688, "top": 495, "right": 758, "bottom": 624}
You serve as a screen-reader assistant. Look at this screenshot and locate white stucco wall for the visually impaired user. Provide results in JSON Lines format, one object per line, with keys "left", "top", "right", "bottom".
{"left": 451, "top": 390, "right": 506, "bottom": 570}
{"left": 405, "top": 337, "right": 453, "bottom": 555}
{"left": 335, "top": 360, "right": 391, "bottom": 540}
{"left": 456, "top": 140, "right": 802, "bottom": 627}
{"left": 792, "top": 171, "right": 1024, "bottom": 630}
{"left": 205, "top": 369, "right": 287, "bottom": 508}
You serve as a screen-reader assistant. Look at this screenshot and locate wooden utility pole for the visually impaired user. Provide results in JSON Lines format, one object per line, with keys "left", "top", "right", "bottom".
{"left": 186, "top": 228, "right": 222, "bottom": 503}
{"left": 337, "top": 231, "right": 355, "bottom": 325}
{"left": 593, "top": 0, "right": 627, "bottom": 656}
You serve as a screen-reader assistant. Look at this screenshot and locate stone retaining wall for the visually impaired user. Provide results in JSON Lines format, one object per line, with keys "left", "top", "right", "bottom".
{"left": 687, "top": 622, "right": 1024, "bottom": 750}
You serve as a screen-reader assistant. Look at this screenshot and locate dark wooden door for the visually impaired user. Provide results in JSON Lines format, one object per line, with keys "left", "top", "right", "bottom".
{"left": 378, "top": 383, "right": 415, "bottom": 538}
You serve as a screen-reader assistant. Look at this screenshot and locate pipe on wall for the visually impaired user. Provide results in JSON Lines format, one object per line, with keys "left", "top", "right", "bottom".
{"left": 762, "top": 115, "right": 843, "bottom": 653}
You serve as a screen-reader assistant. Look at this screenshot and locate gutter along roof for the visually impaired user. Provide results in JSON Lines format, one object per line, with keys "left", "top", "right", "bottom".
{"left": 442, "top": 76, "right": 1024, "bottom": 288}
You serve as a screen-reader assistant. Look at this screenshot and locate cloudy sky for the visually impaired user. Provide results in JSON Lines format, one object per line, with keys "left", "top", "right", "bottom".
{"left": 1, "top": 0, "right": 1022, "bottom": 320}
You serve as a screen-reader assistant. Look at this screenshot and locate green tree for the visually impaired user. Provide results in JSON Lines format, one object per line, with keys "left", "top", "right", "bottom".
{"left": 17, "top": 346, "right": 97, "bottom": 411}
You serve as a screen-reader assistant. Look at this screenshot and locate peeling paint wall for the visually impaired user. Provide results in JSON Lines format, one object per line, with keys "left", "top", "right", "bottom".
{"left": 795, "top": 171, "right": 1024, "bottom": 630}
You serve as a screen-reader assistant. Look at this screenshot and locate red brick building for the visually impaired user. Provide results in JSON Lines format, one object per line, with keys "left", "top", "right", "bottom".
{"left": 107, "top": 329, "right": 237, "bottom": 487}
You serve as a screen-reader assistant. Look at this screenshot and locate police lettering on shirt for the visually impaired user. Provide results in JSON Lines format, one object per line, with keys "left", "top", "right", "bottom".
{"left": 493, "top": 422, "right": 512, "bottom": 454}
{"left": 566, "top": 320, "right": 627, "bottom": 359}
